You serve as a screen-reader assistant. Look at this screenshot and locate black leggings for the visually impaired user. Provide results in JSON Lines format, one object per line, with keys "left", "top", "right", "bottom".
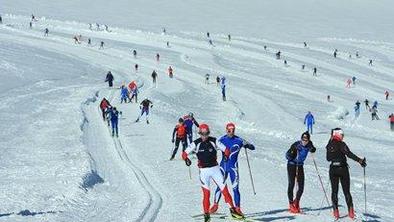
{"left": 287, "top": 164, "right": 304, "bottom": 203}
{"left": 171, "top": 137, "right": 187, "bottom": 159}
{"left": 330, "top": 166, "right": 353, "bottom": 209}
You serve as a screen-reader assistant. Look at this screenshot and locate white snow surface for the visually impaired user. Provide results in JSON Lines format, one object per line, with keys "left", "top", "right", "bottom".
{"left": 0, "top": 1, "right": 393, "bottom": 222}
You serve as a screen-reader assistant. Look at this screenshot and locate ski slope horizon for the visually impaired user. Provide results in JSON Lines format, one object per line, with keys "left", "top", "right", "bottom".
{"left": 0, "top": 2, "right": 394, "bottom": 222}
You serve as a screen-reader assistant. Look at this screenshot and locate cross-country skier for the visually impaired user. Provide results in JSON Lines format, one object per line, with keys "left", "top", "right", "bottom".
{"left": 205, "top": 73, "right": 210, "bottom": 84}
{"left": 105, "top": 71, "right": 114, "bottom": 87}
{"left": 29, "top": 21, "right": 32, "bottom": 29}
{"left": 284, "top": 60, "right": 288, "bottom": 66}
{"left": 134, "top": 64, "right": 138, "bottom": 72}
{"left": 216, "top": 76, "right": 220, "bottom": 86}
{"left": 352, "top": 76, "right": 357, "bottom": 85}
{"left": 152, "top": 70, "right": 158, "bottom": 85}
{"left": 264, "top": 45, "right": 267, "bottom": 50}
{"left": 389, "top": 113, "right": 394, "bottom": 131}
{"left": 133, "top": 50, "right": 137, "bottom": 58}
{"left": 89, "top": 23, "right": 92, "bottom": 30}
{"left": 327, "top": 95, "right": 331, "bottom": 102}
{"left": 108, "top": 107, "right": 120, "bottom": 137}
{"left": 181, "top": 124, "right": 243, "bottom": 222}
{"left": 346, "top": 78, "right": 352, "bottom": 88}
{"left": 333, "top": 50, "right": 337, "bottom": 58}
{"left": 276, "top": 51, "right": 281, "bottom": 59}
{"left": 120, "top": 85, "right": 128, "bottom": 103}
{"left": 354, "top": 101, "right": 361, "bottom": 118}
{"left": 385, "top": 90, "right": 389, "bottom": 100}
{"left": 136, "top": 98, "right": 153, "bottom": 124}
{"left": 369, "top": 59, "right": 373, "bottom": 66}
{"left": 44, "top": 28, "right": 49, "bottom": 36}
{"left": 211, "top": 123, "right": 255, "bottom": 218}
{"left": 313, "top": 67, "right": 317, "bottom": 76}
{"left": 168, "top": 66, "right": 173, "bottom": 78}
{"left": 371, "top": 106, "right": 379, "bottom": 120}
{"left": 129, "top": 86, "right": 138, "bottom": 103}
{"left": 183, "top": 113, "right": 199, "bottom": 144}
{"left": 304, "top": 42, "right": 307, "bottom": 47}
{"left": 0, "top": 15, "right": 2, "bottom": 24}
{"left": 220, "top": 76, "right": 227, "bottom": 101}
{"left": 302, "top": 65, "right": 305, "bottom": 70}
{"left": 166, "top": 41, "right": 170, "bottom": 47}
{"left": 162, "top": 27, "right": 166, "bottom": 34}
{"left": 99, "top": 41, "right": 104, "bottom": 49}
{"left": 156, "top": 53, "right": 160, "bottom": 62}
{"left": 207, "top": 32, "right": 210, "bottom": 38}
{"left": 364, "top": 99, "right": 370, "bottom": 110}
{"left": 170, "top": 118, "right": 188, "bottom": 160}
{"left": 373, "top": 100, "right": 378, "bottom": 109}
{"left": 87, "top": 38, "right": 91, "bottom": 45}
{"left": 209, "top": 39, "right": 214, "bottom": 46}
{"left": 228, "top": 34, "right": 231, "bottom": 41}
{"left": 304, "top": 111, "right": 315, "bottom": 134}
{"left": 286, "top": 131, "right": 316, "bottom": 213}
{"left": 99, "top": 98, "right": 111, "bottom": 121}
{"left": 326, "top": 128, "right": 366, "bottom": 220}
{"left": 356, "top": 51, "right": 360, "bottom": 58}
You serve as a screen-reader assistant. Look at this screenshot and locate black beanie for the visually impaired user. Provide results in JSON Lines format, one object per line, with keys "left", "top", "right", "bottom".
{"left": 301, "top": 131, "right": 310, "bottom": 140}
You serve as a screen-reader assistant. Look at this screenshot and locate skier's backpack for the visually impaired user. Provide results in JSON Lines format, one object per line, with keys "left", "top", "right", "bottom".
{"left": 176, "top": 124, "right": 186, "bottom": 138}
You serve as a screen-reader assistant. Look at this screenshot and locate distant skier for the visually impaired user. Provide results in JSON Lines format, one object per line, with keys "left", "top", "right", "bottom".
{"left": 304, "top": 111, "right": 315, "bottom": 134}
{"left": 31, "top": 14, "right": 36, "bottom": 21}
{"left": 170, "top": 118, "right": 188, "bottom": 160}
{"left": 356, "top": 51, "right": 360, "bottom": 58}
{"left": 211, "top": 123, "right": 255, "bottom": 218}
{"left": 73, "top": 35, "right": 81, "bottom": 44}
{"left": 99, "top": 98, "right": 111, "bottom": 121}
{"left": 216, "top": 76, "right": 220, "bottom": 86}
{"left": 99, "top": 41, "right": 104, "bottom": 49}
{"left": 133, "top": 50, "right": 137, "bottom": 58}
{"left": 326, "top": 128, "right": 366, "bottom": 220}
{"left": 369, "top": 59, "right": 373, "bottom": 66}
{"left": 385, "top": 90, "right": 389, "bottom": 100}
{"left": 109, "top": 107, "right": 120, "bottom": 137}
{"left": 346, "top": 78, "right": 352, "bottom": 88}
{"left": 313, "top": 67, "right": 317, "bottom": 76}
{"left": 303, "top": 42, "right": 307, "bottom": 47}
{"left": 354, "top": 101, "right": 360, "bottom": 118}
{"left": 44, "top": 28, "right": 49, "bottom": 36}
{"left": 87, "top": 38, "right": 91, "bottom": 45}
{"left": 371, "top": 106, "right": 379, "bottom": 120}
{"left": 136, "top": 98, "right": 153, "bottom": 124}
{"left": 104, "top": 24, "right": 109, "bottom": 32}
{"left": 352, "top": 76, "right": 357, "bottom": 85}
{"left": 120, "top": 85, "right": 129, "bottom": 103}
{"left": 129, "top": 86, "right": 138, "bottom": 103}
{"left": 96, "top": 23, "right": 100, "bottom": 30}
{"left": 166, "top": 41, "right": 170, "bottom": 47}
{"left": 156, "top": 53, "right": 160, "bottom": 62}
{"left": 134, "top": 64, "right": 139, "bottom": 72}
{"left": 355, "top": 100, "right": 361, "bottom": 109}
{"left": 183, "top": 113, "right": 199, "bottom": 144}
{"left": 228, "top": 34, "right": 231, "bottom": 41}
{"left": 333, "top": 50, "right": 337, "bottom": 58}
{"left": 151, "top": 70, "right": 158, "bottom": 85}
{"left": 373, "top": 100, "right": 378, "bottom": 109}
{"left": 364, "top": 99, "right": 370, "bottom": 110}
{"left": 209, "top": 39, "right": 214, "bottom": 46}
{"left": 162, "top": 27, "right": 166, "bottom": 34}
{"left": 207, "top": 32, "right": 210, "bottom": 38}
{"left": 286, "top": 132, "right": 316, "bottom": 213}
{"left": 29, "top": 21, "right": 33, "bottom": 29}
{"left": 220, "top": 76, "right": 227, "bottom": 101}
{"left": 0, "top": 15, "right": 2, "bottom": 24}
{"left": 181, "top": 124, "right": 243, "bottom": 222}
{"left": 276, "top": 51, "right": 281, "bottom": 59}
{"left": 89, "top": 23, "right": 92, "bottom": 30}
{"left": 168, "top": 66, "right": 173, "bottom": 78}
{"left": 389, "top": 113, "right": 394, "bottom": 131}
{"left": 105, "top": 71, "right": 114, "bottom": 87}
{"left": 302, "top": 64, "right": 305, "bottom": 70}
{"left": 327, "top": 95, "right": 331, "bottom": 102}
{"left": 205, "top": 73, "right": 210, "bottom": 84}
{"left": 284, "top": 60, "right": 288, "bottom": 66}
{"left": 264, "top": 45, "right": 267, "bottom": 50}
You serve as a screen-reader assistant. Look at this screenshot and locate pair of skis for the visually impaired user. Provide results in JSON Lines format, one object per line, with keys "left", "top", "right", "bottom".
{"left": 192, "top": 213, "right": 257, "bottom": 222}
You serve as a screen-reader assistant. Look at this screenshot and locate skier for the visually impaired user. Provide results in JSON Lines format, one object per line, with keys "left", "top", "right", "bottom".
{"left": 389, "top": 113, "right": 394, "bottom": 131}
{"left": 44, "top": 28, "right": 49, "bottom": 36}
{"left": 385, "top": 90, "right": 389, "bottom": 100}
{"left": 364, "top": 99, "right": 370, "bottom": 110}
{"left": 0, "top": 15, "right": 2, "bottom": 24}
{"left": 356, "top": 51, "right": 360, "bottom": 58}
{"left": 209, "top": 39, "right": 214, "bottom": 46}
{"left": 89, "top": 23, "right": 92, "bottom": 30}
{"left": 129, "top": 85, "right": 138, "bottom": 103}
{"left": 73, "top": 35, "right": 81, "bottom": 44}
{"left": 183, "top": 112, "right": 200, "bottom": 144}
{"left": 373, "top": 100, "right": 378, "bottom": 109}
{"left": 286, "top": 131, "right": 316, "bottom": 213}
{"left": 29, "top": 21, "right": 33, "bottom": 29}
{"left": 228, "top": 34, "right": 231, "bottom": 41}
{"left": 355, "top": 100, "right": 361, "bottom": 109}
{"left": 276, "top": 51, "right": 281, "bottom": 59}
{"left": 166, "top": 41, "right": 170, "bottom": 47}
{"left": 284, "top": 60, "right": 288, "bottom": 66}
{"left": 133, "top": 50, "right": 137, "bottom": 58}
{"left": 352, "top": 76, "right": 357, "bottom": 85}
{"left": 109, "top": 107, "right": 120, "bottom": 137}
{"left": 216, "top": 76, "right": 220, "bottom": 86}
{"left": 302, "top": 64, "right": 305, "bottom": 70}
{"left": 181, "top": 124, "right": 243, "bottom": 222}
{"left": 134, "top": 64, "right": 138, "bottom": 72}
{"left": 264, "top": 45, "right": 267, "bottom": 50}
{"left": 99, "top": 98, "right": 111, "bottom": 121}
{"left": 99, "top": 41, "right": 104, "bottom": 49}
{"left": 326, "top": 128, "right": 366, "bottom": 220}
{"left": 211, "top": 123, "right": 255, "bottom": 217}
{"left": 207, "top": 32, "right": 210, "bottom": 38}
{"left": 104, "top": 24, "right": 109, "bottom": 32}
{"left": 96, "top": 23, "right": 100, "bottom": 31}
{"left": 151, "top": 70, "right": 158, "bottom": 85}
{"left": 156, "top": 53, "right": 160, "bottom": 62}
{"left": 303, "top": 111, "right": 315, "bottom": 134}
{"left": 120, "top": 85, "right": 128, "bottom": 103}
{"left": 205, "top": 73, "right": 210, "bottom": 84}
{"left": 313, "top": 67, "right": 317, "bottom": 76}
{"left": 333, "top": 50, "right": 337, "bottom": 58}
{"left": 346, "top": 78, "right": 352, "bottom": 88}
{"left": 354, "top": 101, "right": 361, "bottom": 118}
{"left": 31, "top": 14, "right": 36, "bottom": 21}
{"left": 303, "top": 42, "right": 307, "bottom": 47}
{"left": 170, "top": 118, "right": 188, "bottom": 160}
{"left": 87, "top": 38, "right": 91, "bottom": 45}
{"left": 162, "top": 27, "right": 166, "bottom": 34}
{"left": 369, "top": 59, "right": 373, "bottom": 66}
{"left": 136, "top": 98, "right": 153, "bottom": 124}
{"left": 105, "top": 71, "right": 114, "bottom": 87}
{"left": 220, "top": 76, "right": 227, "bottom": 101}
{"left": 371, "top": 106, "right": 379, "bottom": 120}
{"left": 168, "top": 66, "right": 173, "bottom": 78}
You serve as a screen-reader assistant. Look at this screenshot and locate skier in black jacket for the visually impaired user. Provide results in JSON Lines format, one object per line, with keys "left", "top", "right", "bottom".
{"left": 105, "top": 71, "right": 114, "bottom": 87}
{"left": 326, "top": 128, "right": 366, "bottom": 220}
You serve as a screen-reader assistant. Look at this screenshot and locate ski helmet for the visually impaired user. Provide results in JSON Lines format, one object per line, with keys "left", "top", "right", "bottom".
{"left": 226, "top": 122, "right": 235, "bottom": 132}
{"left": 331, "top": 128, "right": 344, "bottom": 141}
{"left": 199, "top": 123, "right": 210, "bottom": 136}
{"left": 178, "top": 118, "right": 184, "bottom": 123}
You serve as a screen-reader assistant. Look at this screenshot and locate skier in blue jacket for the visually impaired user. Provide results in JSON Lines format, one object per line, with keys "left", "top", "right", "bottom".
{"left": 220, "top": 76, "right": 226, "bottom": 101}
{"left": 109, "top": 107, "right": 120, "bottom": 137}
{"left": 210, "top": 123, "right": 255, "bottom": 218}
{"left": 183, "top": 112, "right": 199, "bottom": 143}
{"left": 304, "top": 111, "right": 315, "bottom": 134}
{"left": 120, "top": 85, "right": 128, "bottom": 103}
{"left": 286, "top": 131, "right": 316, "bottom": 213}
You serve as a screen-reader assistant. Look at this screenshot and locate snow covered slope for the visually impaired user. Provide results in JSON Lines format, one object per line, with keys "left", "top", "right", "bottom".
{"left": 0, "top": 2, "right": 393, "bottom": 221}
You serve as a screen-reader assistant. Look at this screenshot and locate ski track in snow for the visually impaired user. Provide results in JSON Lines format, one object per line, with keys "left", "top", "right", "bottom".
{"left": 0, "top": 14, "right": 393, "bottom": 222}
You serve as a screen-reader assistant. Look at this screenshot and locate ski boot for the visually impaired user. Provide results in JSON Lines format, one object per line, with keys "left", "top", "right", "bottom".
{"left": 116, "top": 133, "right": 119, "bottom": 138}
{"left": 293, "top": 200, "right": 301, "bottom": 213}
{"left": 209, "top": 203, "right": 218, "bottom": 214}
{"left": 235, "top": 207, "right": 245, "bottom": 219}
{"left": 204, "top": 213, "right": 210, "bottom": 222}
{"left": 348, "top": 207, "right": 355, "bottom": 220}
{"left": 289, "top": 201, "right": 298, "bottom": 214}
{"left": 333, "top": 208, "right": 339, "bottom": 220}
{"left": 230, "top": 207, "right": 244, "bottom": 219}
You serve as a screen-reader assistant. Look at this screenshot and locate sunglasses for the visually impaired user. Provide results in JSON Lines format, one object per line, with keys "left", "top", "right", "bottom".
{"left": 199, "top": 131, "right": 210, "bottom": 136}
{"left": 302, "top": 137, "right": 309, "bottom": 142}
{"left": 227, "top": 128, "right": 235, "bottom": 133}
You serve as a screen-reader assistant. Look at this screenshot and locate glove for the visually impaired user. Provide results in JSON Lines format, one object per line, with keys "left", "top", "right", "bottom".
{"left": 185, "top": 158, "right": 192, "bottom": 166}
{"left": 244, "top": 144, "right": 255, "bottom": 150}
{"left": 359, "top": 158, "right": 367, "bottom": 168}
{"left": 224, "top": 148, "right": 230, "bottom": 161}
{"left": 150, "top": 105, "right": 153, "bottom": 108}
{"left": 171, "top": 138, "right": 175, "bottom": 143}
{"left": 181, "top": 151, "right": 188, "bottom": 160}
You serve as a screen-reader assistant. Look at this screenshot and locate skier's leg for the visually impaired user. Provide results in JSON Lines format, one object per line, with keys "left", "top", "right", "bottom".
{"left": 295, "top": 166, "right": 305, "bottom": 202}
{"left": 213, "top": 166, "right": 226, "bottom": 204}
{"left": 188, "top": 133, "right": 193, "bottom": 144}
{"left": 287, "top": 164, "right": 296, "bottom": 203}
{"left": 330, "top": 167, "right": 340, "bottom": 209}
{"left": 199, "top": 168, "right": 211, "bottom": 214}
{"left": 115, "top": 121, "right": 118, "bottom": 136}
{"left": 211, "top": 166, "right": 235, "bottom": 208}
{"left": 340, "top": 168, "right": 353, "bottom": 209}
{"left": 171, "top": 138, "right": 180, "bottom": 159}
{"left": 229, "top": 168, "right": 241, "bottom": 208}
{"left": 181, "top": 137, "right": 188, "bottom": 152}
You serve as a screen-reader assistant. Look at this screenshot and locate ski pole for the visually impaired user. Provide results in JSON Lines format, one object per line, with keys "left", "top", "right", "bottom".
{"left": 244, "top": 148, "right": 256, "bottom": 195}
{"left": 316, "top": 179, "right": 330, "bottom": 216}
{"left": 311, "top": 153, "right": 331, "bottom": 207}
{"left": 188, "top": 165, "right": 192, "bottom": 180}
{"left": 363, "top": 167, "right": 367, "bottom": 218}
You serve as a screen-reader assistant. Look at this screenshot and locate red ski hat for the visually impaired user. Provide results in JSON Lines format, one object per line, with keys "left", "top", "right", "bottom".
{"left": 332, "top": 128, "right": 344, "bottom": 141}
{"left": 226, "top": 122, "right": 235, "bottom": 132}
{"left": 199, "top": 123, "right": 210, "bottom": 135}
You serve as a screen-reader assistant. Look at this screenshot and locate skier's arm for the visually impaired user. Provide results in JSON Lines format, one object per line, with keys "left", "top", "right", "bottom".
{"left": 342, "top": 144, "right": 361, "bottom": 162}
{"left": 172, "top": 127, "right": 177, "bottom": 141}
{"left": 193, "top": 118, "right": 200, "bottom": 127}
{"left": 304, "top": 115, "right": 307, "bottom": 124}
{"left": 307, "top": 141, "right": 316, "bottom": 153}
{"left": 286, "top": 142, "right": 297, "bottom": 160}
